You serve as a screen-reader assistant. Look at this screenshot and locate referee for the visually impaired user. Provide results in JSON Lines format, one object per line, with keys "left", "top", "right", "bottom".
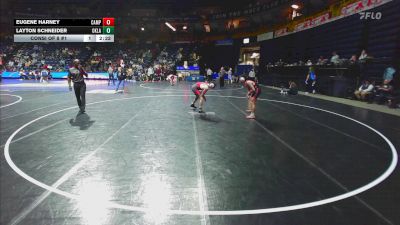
{"left": 68, "top": 59, "right": 88, "bottom": 113}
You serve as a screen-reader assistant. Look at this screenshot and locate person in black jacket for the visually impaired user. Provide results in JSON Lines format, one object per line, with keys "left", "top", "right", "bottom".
{"left": 68, "top": 59, "right": 88, "bottom": 113}
{"left": 115, "top": 66, "right": 126, "bottom": 93}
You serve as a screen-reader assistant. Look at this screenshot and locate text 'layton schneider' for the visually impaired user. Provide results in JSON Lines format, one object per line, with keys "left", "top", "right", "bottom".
{"left": 15, "top": 28, "right": 68, "bottom": 34}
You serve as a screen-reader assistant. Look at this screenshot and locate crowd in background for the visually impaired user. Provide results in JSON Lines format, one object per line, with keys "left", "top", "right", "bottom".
{"left": 270, "top": 49, "right": 399, "bottom": 108}
{"left": 0, "top": 43, "right": 201, "bottom": 82}
{"left": 0, "top": 43, "right": 398, "bottom": 108}
{"left": 266, "top": 49, "right": 373, "bottom": 67}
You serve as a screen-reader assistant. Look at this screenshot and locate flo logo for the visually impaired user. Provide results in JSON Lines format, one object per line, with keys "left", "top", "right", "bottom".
{"left": 359, "top": 12, "right": 382, "bottom": 20}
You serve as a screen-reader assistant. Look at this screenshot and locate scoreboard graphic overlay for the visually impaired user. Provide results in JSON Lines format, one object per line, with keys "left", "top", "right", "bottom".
{"left": 14, "top": 18, "right": 114, "bottom": 42}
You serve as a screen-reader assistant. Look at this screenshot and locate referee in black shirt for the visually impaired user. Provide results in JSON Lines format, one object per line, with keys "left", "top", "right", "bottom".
{"left": 68, "top": 59, "right": 88, "bottom": 113}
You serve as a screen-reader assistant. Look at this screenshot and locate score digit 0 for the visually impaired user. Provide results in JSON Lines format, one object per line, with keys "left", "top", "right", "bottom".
{"left": 102, "top": 26, "right": 114, "bottom": 34}
{"left": 102, "top": 18, "right": 114, "bottom": 26}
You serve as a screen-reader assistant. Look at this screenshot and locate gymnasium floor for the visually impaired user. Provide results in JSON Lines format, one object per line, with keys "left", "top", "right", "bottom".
{"left": 0, "top": 79, "right": 399, "bottom": 225}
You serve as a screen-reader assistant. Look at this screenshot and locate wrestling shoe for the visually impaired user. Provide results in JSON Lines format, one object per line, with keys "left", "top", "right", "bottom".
{"left": 190, "top": 104, "right": 197, "bottom": 108}
{"left": 246, "top": 114, "right": 255, "bottom": 119}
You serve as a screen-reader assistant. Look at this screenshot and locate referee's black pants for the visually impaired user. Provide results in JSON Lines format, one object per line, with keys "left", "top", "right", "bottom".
{"left": 220, "top": 76, "right": 224, "bottom": 87}
{"left": 74, "top": 82, "right": 86, "bottom": 111}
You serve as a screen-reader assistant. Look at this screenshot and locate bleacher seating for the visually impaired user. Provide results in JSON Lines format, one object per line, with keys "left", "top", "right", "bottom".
{"left": 259, "top": 0, "right": 400, "bottom": 81}
{"left": 1, "top": 42, "right": 200, "bottom": 73}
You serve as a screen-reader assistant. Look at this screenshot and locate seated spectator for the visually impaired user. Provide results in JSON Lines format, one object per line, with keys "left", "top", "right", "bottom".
{"left": 28, "top": 70, "right": 36, "bottom": 80}
{"left": 354, "top": 80, "right": 373, "bottom": 101}
{"left": 19, "top": 69, "right": 28, "bottom": 80}
{"left": 281, "top": 81, "right": 298, "bottom": 95}
{"left": 358, "top": 49, "right": 368, "bottom": 61}
{"left": 316, "top": 56, "right": 327, "bottom": 65}
{"left": 330, "top": 51, "right": 341, "bottom": 65}
{"left": 349, "top": 55, "right": 357, "bottom": 64}
{"left": 126, "top": 67, "right": 133, "bottom": 81}
{"left": 276, "top": 59, "right": 284, "bottom": 66}
{"left": 373, "top": 79, "right": 394, "bottom": 105}
{"left": 34, "top": 70, "right": 40, "bottom": 80}
{"left": 288, "top": 81, "right": 298, "bottom": 95}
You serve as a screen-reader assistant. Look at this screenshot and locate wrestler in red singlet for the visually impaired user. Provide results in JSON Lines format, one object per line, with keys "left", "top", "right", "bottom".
{"left": 190, "top": 82, "right": 215, "bottom": 113}
{"left": 240, "top": 77, "right": 261, "bottom": 119}
{"left": 167, "top": 74, "right": 177, "bottom": 86}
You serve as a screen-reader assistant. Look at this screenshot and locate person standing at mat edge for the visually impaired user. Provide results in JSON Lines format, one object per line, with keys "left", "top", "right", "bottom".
{"left": 68, "top": 59, "right": 88, "bottom": 113}
{"left": 115, "top": 66, "right": 126, "bottom": 93}
{"left": 240, "top": 77, "right": 261, "bottom": 119}
{"left": 107, "top": 64, "right": 115, "bottom": 86}
{"left": 305, "top": 66, "right": 317, "bottom": 94}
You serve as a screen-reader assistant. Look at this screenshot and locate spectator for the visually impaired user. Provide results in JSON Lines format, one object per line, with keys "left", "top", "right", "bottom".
{"left": 276, "top": 59, "right": 284, "bottom": 66}
{"left": 206, "top": 68, "right": 213, "bottom": 82}
{"left": 127, "top": 67, "right": 134, "bottom": 81}
{"left": 107, "top": 65, "right": 115, "bottom": 86}
{"left": 34, "top": 70, "right": 40, "bottom": 81}
{"left": 28, "top": 70, "right": 35, "bottom": 80}
{"left": 8, "top": 60, "right": 14, "bottom": 68}
{"left": 40, "top": 67, "right": 49, "bottom": 83}
{"left": 354, "top": 80, "right": 374, "bottom": 101}
{"left": 155, "top": 66, "right": 162, "bottom": 81}
{"left": 280, "top": 81, "right": 298, "bottom": 95}
{"left": 248, "top": 68, "right": 256, "bottom": 81}
{"left": 305, "top": 66, "right": 317, "bottom": 94}
{"left": 330, "top": 51, "right": 340, "bottom": 65}
{"left": 359, "top": 49, "right": 368, "bottom": 61}
{"left": 19, "top": 69, "right": 28, "bottom": 80}
{"left": 147, "top": 66, "right": 154, "bottom": 82}
{"left": 373, "top": 79, "right": 394, "bottom": 105}
{"left": 115, "top": 67, "right": 126, "bottom": 93}
{"left": 383, "top": 66, "right": 396, "bottom": 81}
{"left": 288, "top": 81, "right": 298, "bottom": 95}
{"left": 227, "top": 68, "right": 233, "bottom": 84}
{"left": 0, "top": 65, "right": 3, "bottom": 82}
{"left": 219, "top": 67, "right": 226, "bottom": 88}
{"left": 316, "top": 56, "right": 327, "bottom": 65}
{"left": 349, "top": 55, "right": 358, "bottom": 64}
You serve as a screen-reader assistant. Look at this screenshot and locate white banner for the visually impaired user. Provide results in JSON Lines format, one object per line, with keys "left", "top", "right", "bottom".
{"left": 294, "top": 20, "right": 312, "bottom": 32}
{"left": 311, "top": 12, "right": 331, "bottom": 27}
{"left": 294, "top": 12, "right": 331, "bottom": 32}
{"left": 257, "top": 32, "right": 274, "bottom": 42}
{"left": 272, "top": 0, "right": 392, "bottom": 39}
{"left": 341, "top": 0, "right": 392, "bottom": 16}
